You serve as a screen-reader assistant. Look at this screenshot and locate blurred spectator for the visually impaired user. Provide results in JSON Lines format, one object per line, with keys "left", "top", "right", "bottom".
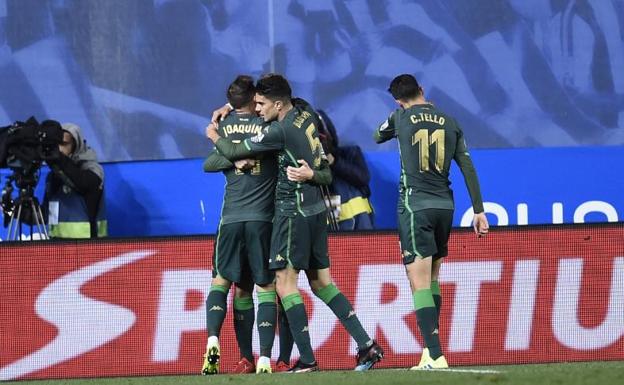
{"left": 317, "top": 110, "right": 374, "bottom": 230}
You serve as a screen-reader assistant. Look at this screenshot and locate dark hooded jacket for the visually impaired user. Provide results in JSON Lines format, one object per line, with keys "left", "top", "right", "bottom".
{"left": 43, "top": 123, "right": 106, "bottom": 238}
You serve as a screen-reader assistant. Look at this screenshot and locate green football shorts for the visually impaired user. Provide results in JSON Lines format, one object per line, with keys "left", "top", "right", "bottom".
{"left": 398, "top": 207, "right": 454, "bottom": 264}
{"left": 212, "top": 221, "right": 274, "bottom": 285}
{"left": 269, "top": 212, "right": 330, "bottom": 271}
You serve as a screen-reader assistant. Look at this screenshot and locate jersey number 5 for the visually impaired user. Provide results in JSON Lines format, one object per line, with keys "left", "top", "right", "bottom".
{"left": 411, "top": 129, "right": 445, "bottom": 172}
{"left": 305, "top": 123, "right": 322, "bottom": 168}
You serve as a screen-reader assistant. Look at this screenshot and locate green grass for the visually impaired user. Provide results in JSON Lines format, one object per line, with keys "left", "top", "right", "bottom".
{"left": 4, "top": 362, "right": 623, "bottom": 385}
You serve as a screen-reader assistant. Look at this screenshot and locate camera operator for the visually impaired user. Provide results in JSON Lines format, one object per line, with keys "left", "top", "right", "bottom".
{"left": 42, "top": 123, "right": 107, "bottom": 238}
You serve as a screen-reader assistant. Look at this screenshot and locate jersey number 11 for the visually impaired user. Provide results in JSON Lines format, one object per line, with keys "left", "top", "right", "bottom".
{"left": 412, "top": 129, "right": 445, "bottom": 173}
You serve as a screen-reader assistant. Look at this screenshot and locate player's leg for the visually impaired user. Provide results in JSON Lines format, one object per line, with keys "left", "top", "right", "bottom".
{"left": 203, "top": 275, "right": 231, "bottom": 375}
{"left": 415, "top": 209, "right": 453, "bottom": 369}
{"left": 413, "top": 257, "right": 443, "bottom": 367}
{"left": 431, "top": 209, "right": 453, "bottom": 327}
{"left": 244, "top": 221, "right": 277, "bottom": 373}
{"left": 306, "top": 212, "right": 383, "bottom": 371}
{"left": 305, "top": 268, "right": 370, "bottom": 348}
{"left": 205, "top": 274, "right": 232, "bottom": 345}
{"left": 233, "top": 280, "right": 255, "bottom": 373}
{"left": 431, "top": 258, "right": 443, "bottom": 327}
{"left": 276, "top": 300, "right": 294, "bottom": 370}
{"left": 405, "top": 256, "right": 443, "bottom": 360}
{"left": 305, "top": 268, "right": 383, "bottom": 371}
{"left": 271, "top": 214, "right": 318, "bottom": 372}
{"left": 400, "top": 209, "right": 447, "bottom": 370}
{"left": 275, "top": 266, "right": 318, "bottom": 372}
{"left": 203, "top": 222, "right": 243, "bottom": 375}
{"left": 254, "top": 283, "right": 276, "bottom": 373}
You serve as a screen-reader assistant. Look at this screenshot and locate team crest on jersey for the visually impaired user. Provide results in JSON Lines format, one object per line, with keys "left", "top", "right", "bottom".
{"left": 250, "top": 133, "right": 265, "bottom": 143}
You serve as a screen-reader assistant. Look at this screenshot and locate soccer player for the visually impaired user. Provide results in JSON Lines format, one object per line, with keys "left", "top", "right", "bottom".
{"left": 207, "top": 73, "right": 383, "bottom": 373}
{"left": 374, "top": 74, "right": 489, "bottom": 370}
{"left": 201, "top": 75, "right": 277, "bottom": 375}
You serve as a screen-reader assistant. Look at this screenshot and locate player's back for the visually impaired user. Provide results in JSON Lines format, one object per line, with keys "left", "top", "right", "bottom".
{"left": 273, "top": 105, "right": 326, "bottom": 217}
{"left": 394, "top": 103, "right": 462, "bottom": 211}
{"left": 217, "top": 112, "right": 277, "bottom": 224}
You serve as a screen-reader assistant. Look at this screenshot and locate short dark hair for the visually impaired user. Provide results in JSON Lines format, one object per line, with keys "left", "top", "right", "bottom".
{"left": 388, "top": 74, "right": 422, "bottom": 101}
{"left": 227, "top": 75, "right": 256, "bottom": 109}
{"left": 255, "top": 73, "right": 292, "bottom": 102}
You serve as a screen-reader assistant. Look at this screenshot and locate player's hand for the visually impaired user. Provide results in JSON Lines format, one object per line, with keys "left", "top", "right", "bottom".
{"left": 286, "top": 159, "right": 314, "bottom": 182}
{"left": 234, "top": 158, "right": 255, "bottom": 170}
{"left": 473, "top": 212, "right": 489, "bottom": 238}
{"left": 205, "top": 122, "right": 221, "bottom": 143}
{"left": 211, "top": 103, "right": 233, "bottom": 124}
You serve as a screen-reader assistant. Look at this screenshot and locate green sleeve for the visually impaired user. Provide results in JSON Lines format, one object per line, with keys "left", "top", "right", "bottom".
{"left": 245, "top": 122, "right": 285, "bottom": 152}
{"left": 214, "top": 137, "right": 256, "bottom": 161}
{"left": 311, "top": 159, "right": 332, "bottom": 185}
{"left": 202, "top": 149, "right": 233, "bottom": 172}
{"left": 453, "top": 128, "right": 485, "bottom": 213}
{"left": 374, "top": 111, "right": 397, "bottom": 143}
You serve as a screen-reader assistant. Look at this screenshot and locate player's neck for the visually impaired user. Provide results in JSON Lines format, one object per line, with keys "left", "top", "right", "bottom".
{"left": 235, "top": 107, "right": 254, "bottom": 114}
{"left": 277, "top": 102, "right": 293, "bottom": 121}
{"left": 236, "top": 102, "right": 255, "bottom": 115}
{"left": 401, "top": 96, "right": 427, "bottom": 109}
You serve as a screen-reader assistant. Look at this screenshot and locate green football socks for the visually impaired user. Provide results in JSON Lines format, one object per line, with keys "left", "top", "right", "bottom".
{"left": 278, "top": 301, "right": 294, "bottom": 363}
{"left": 431, "top": 280, "right": 442, "bottom": 327}
{"left": 413, "top": 288, "right": 442, "bottom": 360}
{"left": 282, "top": 293, "right": 316, "bottom": 364}
{"left": 316, "top": 283, "right": 372, "bottom": 350}
{"left": 233, "top": 296, "right": 255, "bottom": 362}
{"left": 205, "top": 284, "right": 228, "bottom": 337}
{"left": 257, "top": 291, "right": 277, "bottom": 357}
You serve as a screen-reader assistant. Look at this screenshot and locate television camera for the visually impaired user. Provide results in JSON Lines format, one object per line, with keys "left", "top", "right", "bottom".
{"left": 0, "top": 117, "right": 64, "bottom": 240}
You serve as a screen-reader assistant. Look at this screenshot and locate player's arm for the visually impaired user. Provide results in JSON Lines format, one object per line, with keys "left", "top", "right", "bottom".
{"left": 453, "top": 131, "right": 484, "bottom": 213}
{"left": 373, "top": 111, "right": 397, "bottom": 144}
{"left": 286, "top": 158, "right": 332, "bottom": 185}
{"left": 312, "top": 157, "right": 332, "bottom": 185}
{"left": 453, "top": 126, "right": 489, "bottom": 236}
{"left": 286, "top": 132, "right": 333, "bottom": 185}
{"left": 202, "top": 149, "right": 233, "bottom": 172}
{"left": 211, "top": 103, "right": 233, "bottom": 124}
{"left": 207, "top": 121, "right": 284, "bottom": 161}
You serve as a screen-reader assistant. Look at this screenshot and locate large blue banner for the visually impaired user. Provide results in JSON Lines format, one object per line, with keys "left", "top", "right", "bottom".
{"left": 105, "top": 146, "right": 624, "bottom": 236}
{"left": 1, "top": 0, "right": 623, "bottom": 162}
{"left": 367, "top": 146, "right": 623, "bottom": 229}
{"left": 0, "top": 146, "right": 621, "bottom": 238}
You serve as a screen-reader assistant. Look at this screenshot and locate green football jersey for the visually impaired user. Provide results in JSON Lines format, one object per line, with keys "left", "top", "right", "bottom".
{"left": 374, "top": 103, "right": 484, "bottom": 213}
{"left": 213, "top": 112, "right": 277, "bottom": 224}
{"left": 215, "top": 105, "right": 329, "bottom": 217}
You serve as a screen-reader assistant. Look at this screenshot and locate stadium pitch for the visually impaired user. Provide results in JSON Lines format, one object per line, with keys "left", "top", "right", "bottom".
{"left": 4, "top": 362, "right": 622, "bottom": 385}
